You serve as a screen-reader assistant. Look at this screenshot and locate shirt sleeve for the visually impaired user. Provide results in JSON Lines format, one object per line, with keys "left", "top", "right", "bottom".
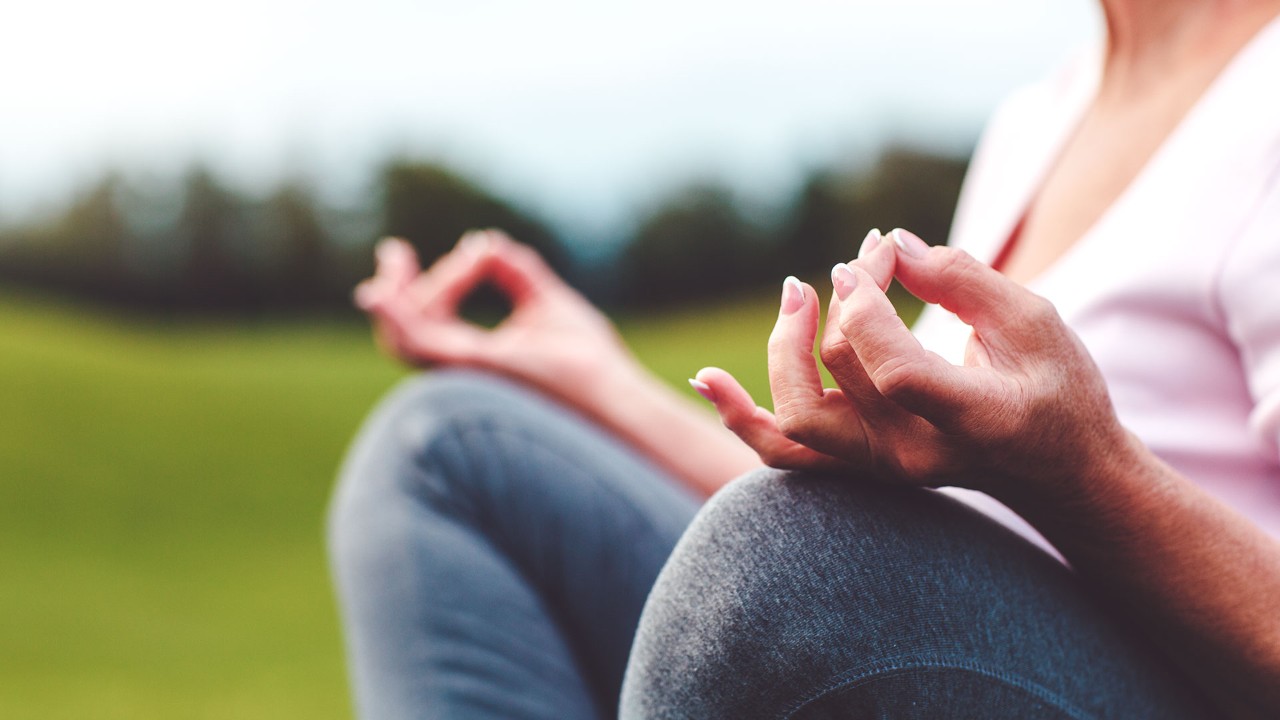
{"left": 1219, "top": 174, "right": 1280, "bottom": 460}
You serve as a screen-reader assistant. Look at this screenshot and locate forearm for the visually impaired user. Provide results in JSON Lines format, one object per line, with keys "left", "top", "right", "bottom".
{"left": 997, "top": 432, "right": 1280, "bottom": 718}
{"left": 585, "top": 361, "right": 761, "bottom": 498}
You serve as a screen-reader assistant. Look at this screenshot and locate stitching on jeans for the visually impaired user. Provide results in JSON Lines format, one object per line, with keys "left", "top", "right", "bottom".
{"left": 781, "top": 653, "right": 1095, "bottom": 720}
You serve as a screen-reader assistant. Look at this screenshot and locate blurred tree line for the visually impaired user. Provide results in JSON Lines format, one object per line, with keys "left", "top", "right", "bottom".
{"left": 0, "top": 147, "right": 966, "bottom": 315}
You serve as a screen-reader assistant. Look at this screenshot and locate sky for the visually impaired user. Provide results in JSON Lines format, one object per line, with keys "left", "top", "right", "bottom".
{"left": 0, "top": 0, "right": 1100, "bottom": 242}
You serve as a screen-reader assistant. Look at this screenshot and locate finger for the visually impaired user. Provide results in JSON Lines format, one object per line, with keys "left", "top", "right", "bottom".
{"left": 409, "top": 229, "right": 566, "bottom": 315}
{"left": 767, "top": 276, "right": 826, "bottom": 427}
{"left": 694, "top": 367, "right": 853, "bottom": 472}
{"left": 374, "top": 237, "right": 421, "bottom": 288}
{"left": 365, "top": 299, "right": 416, "bottom": 362}
{"left": 888, "top": 228, "right": 1053, "bottom": 347}
{"left": 354, "top": 237, "right": 423, "bottom": 311}
{"left": 852, "top": 228, "right": 896, "bottom": 291}
{"left": 836, "top": 262, "right": 976, "bottom": 423}
{"left": 354, "top": 276, "right": 392, "bottom": 311}
{"left": 825, "top": 229, "right": 904, "bottom": 422}
{"left": 767, "top": 277, "right": 874, "bottom": 459}
{"left": 477, "top": 229, "right": 566, "bottom": 305}
{"left": 409, "top": 232, "right": 490, "bottom": 315}
{"left": 819, "top": 277, "right": 894, "bottom": 425}
{"left": 368, "top": 289, "right": 486, "bottom": 367}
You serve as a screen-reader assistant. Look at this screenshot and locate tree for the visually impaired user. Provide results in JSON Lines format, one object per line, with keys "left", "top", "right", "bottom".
{"left": 176, "top": 167, "right": 256, "bottom": 310}
{"left": 621, "top": 184, "right": 770, "bottom": 308}
{"left": 379, "top": 161, "right": 569, "bottom": 280}
{"left": 260, "top": 183, "right": 333, "bottom": 308}
{"left": 855, "top": 147, "right": 969, "bottom": 248}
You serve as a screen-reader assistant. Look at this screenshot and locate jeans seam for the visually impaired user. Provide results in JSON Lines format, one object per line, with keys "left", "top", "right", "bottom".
{"left": 782, "top": 653, "right": 1095, "bottom": 720}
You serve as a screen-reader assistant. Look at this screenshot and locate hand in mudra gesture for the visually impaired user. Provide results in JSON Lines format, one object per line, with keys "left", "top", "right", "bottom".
{"left": 356, "top": 229, "right": 637, "bottom": 415}
{"left": 697, "top": 228, "right": 1133, "bottom": 498}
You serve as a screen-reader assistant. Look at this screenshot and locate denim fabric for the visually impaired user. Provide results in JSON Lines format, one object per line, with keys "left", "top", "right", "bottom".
{"left": 328, "top": 370, "right": 700, "bottom": 719}
{"left": 330, "top": 373, "right": 1218, "bottom": 719}
{"left": 619, "top": 469, "right": 1217, "bottom": 719}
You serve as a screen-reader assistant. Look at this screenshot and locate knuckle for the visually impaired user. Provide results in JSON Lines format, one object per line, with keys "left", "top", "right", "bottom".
{"left": 871, "top": 355, "right": 929, "bottom": 404}
{"left": 1025, "top": 295, "right": 1061, "bottom": 325}
{"left": 774, "top": 410, "right": 802, "bottom": 440}
{"left": 934, "top": 246, "right": 975, "bottom": 279}
{"left": 930, "top": 248, "right": 987, "bottom": 303}
{"left": 818, "top": 335, "right": 846, "bottom": 367}
{"left": 773, "top": 405, "right": 814, "bottom": 444}
{"left": 717, "top": 405, "right": 747, "bottom": 434}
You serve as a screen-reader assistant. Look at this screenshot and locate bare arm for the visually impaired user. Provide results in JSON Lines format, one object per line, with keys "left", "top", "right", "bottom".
{"left": 698, "top": 228, "right": 1280, "bottom": 716}
{"left": 1002, "top": 434, "right": 1280, "bottom": 718}
{"left": 357, "top": 230, "right": 758, "bottom": 497}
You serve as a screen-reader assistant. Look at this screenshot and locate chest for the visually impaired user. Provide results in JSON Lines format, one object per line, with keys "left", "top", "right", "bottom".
{"left": 999, "top": 92, "right": 1204, "bottom": 285}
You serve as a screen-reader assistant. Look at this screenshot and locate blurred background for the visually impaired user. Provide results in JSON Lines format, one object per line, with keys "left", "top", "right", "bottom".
{"left": 0, "top": 1, "right": 1097, "bottom": 717}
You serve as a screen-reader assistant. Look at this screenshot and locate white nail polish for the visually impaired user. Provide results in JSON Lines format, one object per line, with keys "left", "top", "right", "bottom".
{"left": 858, "top": 228, "right": 882, "bottom": 259}
{"left": 891, "top": 229, "right": 908, "bottom": 253}
{"left": 890, "top": 228, "right": 927, "bottom": 258}
{"left": 831, "top": 263, "right": 857, "bottom": 300}
{"left": 458, "top": 231, "right": 489, "bottom": 255}
{"left": 781, "top": 276, "right": 806, "bottom": 314}
{"left": 688, "top": 378, "right": 715, "bottom": 402}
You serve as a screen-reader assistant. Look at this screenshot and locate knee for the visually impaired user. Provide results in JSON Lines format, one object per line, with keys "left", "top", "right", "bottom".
{"left": 620, "top": 470, "right": 1026, "bottom": 717}
{"left": 347, "top": 369, "right": 542, "bottom": 468}
{"left": 327, "top": 370, "right": 548, "bottom": 564}
{"left": 621, "top": 468, "right": 843, "bottom": 715}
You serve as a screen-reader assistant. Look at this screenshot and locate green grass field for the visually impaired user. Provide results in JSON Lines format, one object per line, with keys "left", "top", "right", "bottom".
{"left": 0, "top": 284, "right": 918, "bottom": 718}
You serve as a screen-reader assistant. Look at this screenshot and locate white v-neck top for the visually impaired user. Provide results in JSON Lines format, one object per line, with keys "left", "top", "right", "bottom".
{"left": 918, "top": 16, "right": 1280, "bottom": 545}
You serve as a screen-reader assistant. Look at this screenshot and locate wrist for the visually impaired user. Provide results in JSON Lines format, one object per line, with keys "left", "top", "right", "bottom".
{"left": 994, "top": 427, "right": 1172, "bottom": 538}
{"left": 983, "top": 418, "right": 1142, "bottom": 505}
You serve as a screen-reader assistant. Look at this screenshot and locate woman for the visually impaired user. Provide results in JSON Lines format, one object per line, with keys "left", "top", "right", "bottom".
{"left": 330, "top": 0, "right": 1280, "bottom": 717}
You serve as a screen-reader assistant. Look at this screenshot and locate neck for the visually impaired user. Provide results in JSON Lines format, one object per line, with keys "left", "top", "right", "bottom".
{"left": 1098, "top": 0, "right": 1280, "bottom": 95}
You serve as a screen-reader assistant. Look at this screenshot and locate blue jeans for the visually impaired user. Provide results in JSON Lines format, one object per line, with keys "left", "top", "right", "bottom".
{"left": 329, "top": 371, "right": 700, "bottom": 718}
{"left": 329, "top": 371, "right": 1216, "bottom": 719}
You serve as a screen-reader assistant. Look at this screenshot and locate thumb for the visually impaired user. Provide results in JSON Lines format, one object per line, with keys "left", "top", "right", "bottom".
{"left": 888, "top": 229, "right": 1049, "bottom": 348}
{"left": 851, "top": 228, "right": 896, "bottom": 291}
{"left": 476, "top": 230, "right": 567, "bottom": 306}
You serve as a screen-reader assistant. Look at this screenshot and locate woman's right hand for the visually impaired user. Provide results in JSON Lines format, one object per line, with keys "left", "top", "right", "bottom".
{"left": 355, "top": 229, "right": 641, "bottom": 415}
{"left": 693, "top": 228, "right": 1131, "bottom": 498}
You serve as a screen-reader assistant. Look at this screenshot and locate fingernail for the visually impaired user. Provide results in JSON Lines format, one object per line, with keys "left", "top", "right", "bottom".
{"left": 353, "top": 282, "right": 376, "bottom": 309}
{"left": 688, "top": 378, "right": 716, "bottom": 403}
{"left": 375, "top": 237, "right": 401, "bottom": 264}
{"left": 781, "top": 276, "right": 805, "bottom": 314}
{"left": 831, "top": 263, "right": 857, "bottom": 300}
{"left": 458, "top": 230, "right": 489, "bottom": 254}
{"left": 890, "top": 228, "right": 928, "bottom": 258}
{"left": 858, "top": 228, "right": 882, "bottom": 259}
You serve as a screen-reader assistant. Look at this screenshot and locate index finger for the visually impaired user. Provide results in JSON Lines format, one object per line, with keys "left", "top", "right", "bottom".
{"left": 767, "top": 276, "right": 826, "bottom": 421}
{"left": 407, "top": 230, "right": 504, "bottom": 315}
{"left": 889, "top": 229, "right": 1037, "bottom": 342}
{"left": 836, "top": 263, "right": 976, "bottom": 423}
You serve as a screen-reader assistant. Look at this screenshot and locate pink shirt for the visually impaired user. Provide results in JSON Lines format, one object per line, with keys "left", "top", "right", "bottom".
{"left": 917, "top": 16, "right": 1280, "bottom": 546}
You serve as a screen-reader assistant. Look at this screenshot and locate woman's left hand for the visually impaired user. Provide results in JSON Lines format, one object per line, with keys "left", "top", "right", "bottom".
{"left": 698, "top": 228, "right": 1134, "bottom": 497}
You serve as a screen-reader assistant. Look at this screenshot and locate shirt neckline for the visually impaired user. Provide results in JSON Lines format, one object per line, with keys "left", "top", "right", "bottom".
{"left": 985, "top": 11, "right": 1280, "bottom": 295}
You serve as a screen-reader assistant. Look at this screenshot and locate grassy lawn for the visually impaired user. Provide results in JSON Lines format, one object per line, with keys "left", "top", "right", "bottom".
{"left": 0, "top": 283, "right": 918, "bottom": 719}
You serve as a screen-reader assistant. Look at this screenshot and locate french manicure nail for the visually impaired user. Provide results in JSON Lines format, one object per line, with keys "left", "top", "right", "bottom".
{"left": 354, "top": 283, "right": 376, "bottom": 309}
{"left": 458, "top": 230, "right": 489, "bottom": 254}
{"left": 781, "top": 276, "right": 805, "bottom": 314}
{"left": 858, "top": 228, "right": 882, "bottom": 259}
{"left": 831, "top": 263, "right": 857, "bottom": 300}
{"left": 891, "top": 228, "right": 928, "bottom": 258}
{"left": 688, "top": 378, "right": 716, "bottom": 403}
{"left": 375, "top": 238, "right": 401, "bottom": 264}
